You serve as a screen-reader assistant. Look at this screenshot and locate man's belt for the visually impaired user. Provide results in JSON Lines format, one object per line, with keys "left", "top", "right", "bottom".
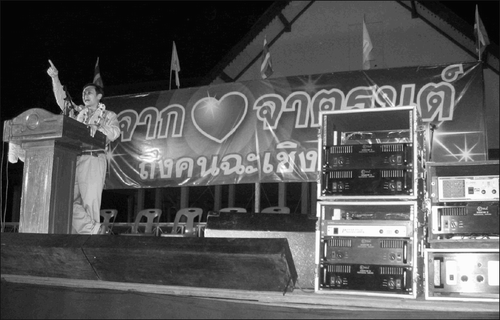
{"left": 79, "top": 150, "right": 106, "bottom": 157}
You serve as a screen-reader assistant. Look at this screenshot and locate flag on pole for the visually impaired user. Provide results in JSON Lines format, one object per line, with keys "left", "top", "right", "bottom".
{"left": 93, "top": 57, "right": 104, "bottom": 88}
{"left": 474, "top": 5, "right": 490, "bottom": 61}
{"left": 260, "top": 36, "right": 273, "bottom": 79}
{"left": 362, "top": 17, "right": 374, "bottom": 70}
{"left": 171, "top": 41, "right": 181, "bottom": 88}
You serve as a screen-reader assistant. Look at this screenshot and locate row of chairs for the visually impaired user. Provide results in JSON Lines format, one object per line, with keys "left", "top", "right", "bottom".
{"left": 100, "top": 208, "right": 203, "bottom": 237}
{"left": 100, "top": 206, "right": 290, "bottom": 236}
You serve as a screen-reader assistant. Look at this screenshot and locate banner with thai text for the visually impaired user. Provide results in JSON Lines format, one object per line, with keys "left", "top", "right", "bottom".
{"left": 104, "top": 62, "right": 486, "bottom": 189}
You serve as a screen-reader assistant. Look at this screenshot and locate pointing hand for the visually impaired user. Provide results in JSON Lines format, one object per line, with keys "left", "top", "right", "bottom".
{"left": 47, "top": 59, "right": 59, "bottom": 78}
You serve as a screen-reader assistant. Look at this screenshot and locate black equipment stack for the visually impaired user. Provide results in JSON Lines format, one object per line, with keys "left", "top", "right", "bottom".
{"left": 316, "top": 106, "right": 499, "bottom": 302}
{"left": 424, "top": 161, "right": 499, "bottom": 301}
{"left": 315, "top": 106, "right": 426, "bottom": 299}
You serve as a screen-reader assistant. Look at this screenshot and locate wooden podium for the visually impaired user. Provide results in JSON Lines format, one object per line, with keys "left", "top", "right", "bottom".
{"left": 3, "top": 108, "right": 106, "bottom": 234}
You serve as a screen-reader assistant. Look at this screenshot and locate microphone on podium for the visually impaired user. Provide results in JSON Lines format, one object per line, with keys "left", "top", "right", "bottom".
{"left": 62, "top": 86, "right": 76, "bottom": 116}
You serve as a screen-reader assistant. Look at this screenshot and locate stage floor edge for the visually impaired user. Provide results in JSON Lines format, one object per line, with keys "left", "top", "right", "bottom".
{"left": 2, "top": 274, "right": 498, "bottom": 314}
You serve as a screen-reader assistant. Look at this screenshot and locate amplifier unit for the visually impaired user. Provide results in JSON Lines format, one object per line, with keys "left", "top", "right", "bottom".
{"left": 436, "top": 176, "right": 498, "bottom": 202}
{"left": 320, "top": 237, "right": 412, "bottom": 265}
{"left": 323, "top": 143, "right": 413, "bottom": 169}
{"left": 321, "top": 168, "right": 413, "bottom": 196}
{"left": 318, "top": 202, "right": 417, "bottom": 238}
{"left": 318, "top": 106, "right": 424, "bottom": 200}
{"left": 425, "top": 249, "right": 499, "bottom": 301}
{"left": 431, "top": 202, "right": 499, "bottom": 235}
{"left": 427, "top": 161, "right": 499, "bottom": 205}
{"left": 426, "top": 161, "right": 499, "bottom": 247}
{"left": 318, "top": 263, "right": 414, "bottom": 295}
{"left": 321, "top": 203, "right": 413, "bottom": 221}
{"left": 315, "top": 201, "right": 422, "bottom": 298}
{"left": 322, "top": 220, "right": 413, "bottom": 238}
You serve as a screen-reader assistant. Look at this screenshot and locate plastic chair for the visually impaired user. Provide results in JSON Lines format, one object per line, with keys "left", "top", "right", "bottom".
{"left": 261, "top": 206, "right": 290, "bottom": 214}
{"left": 100, "top": 209, "right": 118, "bottom": 234}
{"left": 123, "top": 208, "right": 162, "bottom": 236}
{"left": 219, "top": 207, "right": 247, "bottom": 213}
{"left": 170, "top": 208, "right": 203, "bottom": 237}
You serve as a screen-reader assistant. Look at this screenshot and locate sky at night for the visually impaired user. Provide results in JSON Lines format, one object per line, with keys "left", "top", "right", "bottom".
{"left": 1, "top": 1, "right": 498, "bottom": 219}
{"left": 1, "top": 1, "right": 274, "bottom": 121}
{"left": 1, "top": 1, "right": 498, "bottom": 123}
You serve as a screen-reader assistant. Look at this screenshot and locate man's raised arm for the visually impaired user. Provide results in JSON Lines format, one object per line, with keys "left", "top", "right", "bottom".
{"left": 47, "top": 59, "right": 67, "bottom": 110}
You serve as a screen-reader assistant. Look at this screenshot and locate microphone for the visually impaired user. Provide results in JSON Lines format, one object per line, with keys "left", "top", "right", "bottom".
{"left": 63, "top": 86, "right": 74, "bottom": 107}
{"left": 62, "top": 86, "right": 76, "bottom": 116}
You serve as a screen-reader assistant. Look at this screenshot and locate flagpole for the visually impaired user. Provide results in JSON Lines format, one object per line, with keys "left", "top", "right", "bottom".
{"left": 169, "top": 70, "right": 172, "bottom": 90}
{"left": 93, "top": 57, "right": 103, "bottom": 88}
{"left": 260, "top": 35, "right": 274, "bottom": 79}
{"left": 476, "top": 30, "right": 479, "bottom": 61}
{"left": 475, "top": 5, "right": 490, "bottom": 62}
{"left": 476, "top": 6, "right": 480, "bottom": 61}
{"left": 362, "top": 16, "right": 374, "bottom": 70}
{"left": 170, "top": 41, "right": 181, "bottom": 89}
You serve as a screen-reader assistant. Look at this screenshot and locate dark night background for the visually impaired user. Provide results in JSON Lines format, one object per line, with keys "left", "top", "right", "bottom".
{"left": 1, "top": 1, "right": 499, "bottom": 219}
{"left": 0, "top": 1, "right": 498, "bottom": 122}
{"left": 1, "top": 4, "right": 499, "bottom": 314}
{"left": 1, "top": 1, "right": 275, "bottom": 121}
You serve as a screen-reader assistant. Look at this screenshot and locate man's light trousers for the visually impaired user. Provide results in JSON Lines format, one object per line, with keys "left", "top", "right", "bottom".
{"left": 72, "top": 154, "right": 106, "bottom": 234}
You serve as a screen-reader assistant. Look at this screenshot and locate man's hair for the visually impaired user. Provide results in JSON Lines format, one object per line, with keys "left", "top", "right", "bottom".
{"left": 82, "top": 83, "right": 104, "bottom": 97}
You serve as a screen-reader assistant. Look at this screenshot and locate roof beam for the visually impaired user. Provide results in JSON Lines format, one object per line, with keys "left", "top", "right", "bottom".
{"left": 278, "top": 13, "right": 292, "bottom": 32}
{"left": 410, "top": 1, "right": 419, "bottom": 19}
{"left": 218, "top": 71, "right": 234, "bottom": 83}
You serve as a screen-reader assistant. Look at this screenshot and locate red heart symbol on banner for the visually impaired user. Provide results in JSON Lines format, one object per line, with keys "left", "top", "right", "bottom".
{"left": 192, "top": 92, "right": 248, "bottom": 143}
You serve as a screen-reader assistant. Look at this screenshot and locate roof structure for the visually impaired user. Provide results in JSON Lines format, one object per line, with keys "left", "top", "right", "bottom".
{"left": 194, "top": 1, "right": 498, "bottom": 152}
{"left": 204, "top": 0, "right": 499, "bottom": 85}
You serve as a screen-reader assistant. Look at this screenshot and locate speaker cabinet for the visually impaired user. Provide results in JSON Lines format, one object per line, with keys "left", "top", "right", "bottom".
{"left": 1, "top": 233, "right": 297, "bottom": 292}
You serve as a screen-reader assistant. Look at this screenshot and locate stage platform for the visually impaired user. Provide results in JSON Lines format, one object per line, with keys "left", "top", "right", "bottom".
{"left": 1, "top": 232, "right": 498, "bottom": 318}
{"left": 2, "top": 274, "right": 498, "bottom": 319}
